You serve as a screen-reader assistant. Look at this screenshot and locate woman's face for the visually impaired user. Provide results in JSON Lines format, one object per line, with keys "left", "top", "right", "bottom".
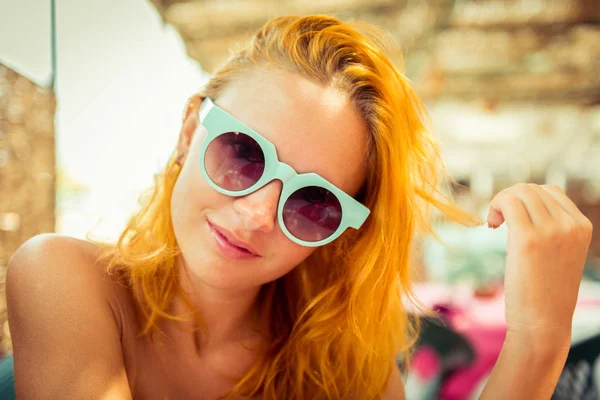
{"left": 171, "top": 68, "right": 368, "bottom": 290}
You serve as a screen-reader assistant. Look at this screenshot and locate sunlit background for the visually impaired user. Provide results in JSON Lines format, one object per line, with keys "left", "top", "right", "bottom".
{"left": 1, "top": 0, "right": 600, "bottom": 398}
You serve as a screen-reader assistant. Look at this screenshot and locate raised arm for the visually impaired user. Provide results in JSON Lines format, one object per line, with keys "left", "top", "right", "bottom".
{"left": 480, "top": 183, "right": 593, "bottom": 399}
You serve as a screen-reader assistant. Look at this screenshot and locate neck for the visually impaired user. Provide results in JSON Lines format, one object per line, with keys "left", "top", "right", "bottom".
{"left": 169, "top": 255, "right": 262, "bottom": 350}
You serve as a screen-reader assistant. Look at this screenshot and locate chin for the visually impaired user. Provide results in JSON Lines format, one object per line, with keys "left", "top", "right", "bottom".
{"left": 179, "top": 237, "right": 263, "bottom": 291}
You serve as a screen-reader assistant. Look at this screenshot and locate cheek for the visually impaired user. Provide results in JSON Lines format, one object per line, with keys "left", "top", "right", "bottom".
{"left": 263, "top": 237, "right": 314, "bottom": 280}
{"left": 171, "top": 152, "right": 220, "bottom": 237}
{"left": 171, "top": 175, "right": 198, "bottom": 254}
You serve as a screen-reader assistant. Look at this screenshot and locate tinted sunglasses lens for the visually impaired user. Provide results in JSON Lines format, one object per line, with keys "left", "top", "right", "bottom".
{"left": 283, "top": 186, "right": 342, "bottom": 242}
{"left": 204, "top": 132, "right": 265, "bottom": 191}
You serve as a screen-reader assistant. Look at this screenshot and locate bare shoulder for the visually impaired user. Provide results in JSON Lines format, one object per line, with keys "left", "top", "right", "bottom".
{"left": 6, "top": 233, "right": 133, "bottom": 399}
{"left": 7, "top": 234, "right": 131, "bottom": 331}
{"left": 9, "top": 233, "right": 112, "bottom": 284}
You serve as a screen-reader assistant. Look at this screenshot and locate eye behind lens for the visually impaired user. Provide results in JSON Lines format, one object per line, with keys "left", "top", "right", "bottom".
{"left": 283, "top": 186, "right": 342, "bottom": 242}
{"left": 204, "top": 131, "right": 266, "bottom": 191}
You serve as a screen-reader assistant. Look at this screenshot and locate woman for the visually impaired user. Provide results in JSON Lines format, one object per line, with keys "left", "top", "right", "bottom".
{"left": 6, "top": 15, "right": 593, "bottom": 399}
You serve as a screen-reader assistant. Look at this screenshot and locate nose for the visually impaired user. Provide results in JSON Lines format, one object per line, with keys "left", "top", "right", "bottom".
{"left": 232, "top": 180, "right": 282, "bottom": 233}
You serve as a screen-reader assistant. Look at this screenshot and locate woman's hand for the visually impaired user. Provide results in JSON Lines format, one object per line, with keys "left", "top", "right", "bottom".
{"left": 487, "top": 183, "right": 593, "bottom": 347}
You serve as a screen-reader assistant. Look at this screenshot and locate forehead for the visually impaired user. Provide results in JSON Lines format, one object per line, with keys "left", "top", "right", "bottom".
{"left": 212, "top": 68, "right": 369, "bottom": 195}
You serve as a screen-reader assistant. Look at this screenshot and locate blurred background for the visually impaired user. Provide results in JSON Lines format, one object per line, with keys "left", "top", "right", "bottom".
{"left": 1, "top": 0, "right": 599, "bottom": 398}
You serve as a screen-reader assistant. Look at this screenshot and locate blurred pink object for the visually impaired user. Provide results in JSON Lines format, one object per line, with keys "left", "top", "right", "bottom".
{"left": 438, "top": 306, "right": 506, "bottom": 400}
{"left": 412, "top": 345, "right": 443, "bottom": 380}
{"left": 412, "top": 282, "right": 600, "bottom": 399}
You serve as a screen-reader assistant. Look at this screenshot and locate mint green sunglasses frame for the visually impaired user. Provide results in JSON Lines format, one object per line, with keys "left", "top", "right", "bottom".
{"left": 198, "top": 97, "right": 370, "bottom": 247}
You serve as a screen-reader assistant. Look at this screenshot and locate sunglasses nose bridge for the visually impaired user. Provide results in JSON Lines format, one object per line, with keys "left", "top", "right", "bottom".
{"left": 274, "top": 162, "right": 297, "bottom": 184}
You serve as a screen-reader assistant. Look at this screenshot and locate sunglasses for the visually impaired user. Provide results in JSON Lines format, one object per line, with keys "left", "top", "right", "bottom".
{"left": 197, "top": 97, "right": 370, "bottom": 247}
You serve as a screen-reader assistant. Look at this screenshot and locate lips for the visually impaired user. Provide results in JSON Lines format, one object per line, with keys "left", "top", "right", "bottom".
{"left": 208, "top": 220, "right": 260, "bottom": 257}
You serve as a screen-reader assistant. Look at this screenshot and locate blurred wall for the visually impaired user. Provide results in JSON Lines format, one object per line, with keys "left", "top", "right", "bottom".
{"left": 0, "top": 64, "right": 56, "bottom": 355}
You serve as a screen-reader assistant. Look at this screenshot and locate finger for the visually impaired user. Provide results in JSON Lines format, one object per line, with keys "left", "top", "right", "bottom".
{"left": 527, "top": 184, "right": 572, "bottom": 224}
{"left": 488, "top": 184, "right": 551, "bottom": 227}
{"left": 541, "top": 185, "right": 589, "bottom": 224}
{"left": 488, "top": 191, "right": 534, "bottom": 233}
{"left": 514, "top": 183, "right": 553, "bottom": 225}
{"left": 487, "top": 187, "right": 514, "bottom": 227}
